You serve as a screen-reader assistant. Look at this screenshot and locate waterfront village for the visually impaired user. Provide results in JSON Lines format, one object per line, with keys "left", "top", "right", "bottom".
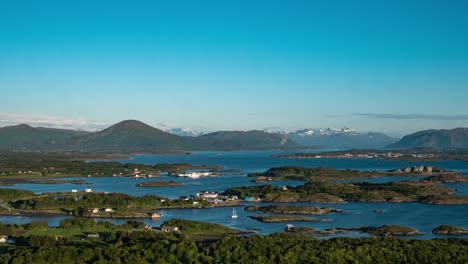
{"left": 302, "top": 151, "right": 437, "bottom": 159}
{"left": 113, "top": 168, "right": 216, "bottom": 179}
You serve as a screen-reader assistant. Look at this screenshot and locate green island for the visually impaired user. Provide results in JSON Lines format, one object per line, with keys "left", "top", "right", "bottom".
{"left": 249, "top": 215, "right": 328, "bottom": 223}
{"left": 0, "top": 224, "right": 466, "bottom": 263}
{"left": 136, "top": 181, "right": 184, "bottom": 187}
{"left": 248, "top": 165, "right": 466, "bottom": 183}
{"left": 248, "top": 166, "right": 381, "bottom": 181}
{"left": 0, "top": 189, "right": 214, "bottom": 218}
{"left": 245, "top": 205, "right": 343, "bottom": 215}
{"left": 223, "top": 178, "right": 467, "bottom": 204}
{"left": 0, "top": 152, "right": 219, "bottom": 184}
{"left": 226, "top": 165, "right": 468, "bottom": 204}
{"left": 432, "top": 225, "right": 468, "bottom": 235}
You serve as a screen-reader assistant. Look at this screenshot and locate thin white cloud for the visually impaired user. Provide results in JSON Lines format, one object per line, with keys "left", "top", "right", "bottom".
{"left": 353, "top": 113, "right": 468, "bottom": 120}
{"left": 0, "top": 113, "right": 107, "bottom": 131}
{"left": 156, "top": 123, "right": 174, "bottom": 128}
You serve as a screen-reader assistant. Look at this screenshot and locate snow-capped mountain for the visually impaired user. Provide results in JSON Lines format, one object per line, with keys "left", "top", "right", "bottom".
{"left": 290, "top": 127, "right": 358, "bottom": 137}
{"left": 166, "top": 128, "right": 204, "bottom": 137}
{"left": 263, "top": 127, "right": 398, "bottom": 149}
{"left": 263, "top": 129, "right": 288, "bottom": 135}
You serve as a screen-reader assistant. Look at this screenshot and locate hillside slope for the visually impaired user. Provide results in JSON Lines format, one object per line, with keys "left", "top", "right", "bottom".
{"left": 387, "top": 128, "right": 468, "bottom": 149}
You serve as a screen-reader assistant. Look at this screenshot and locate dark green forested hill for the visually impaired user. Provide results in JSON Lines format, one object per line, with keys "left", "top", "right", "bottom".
{"left": 0, "top": 124, "right": 91, "bottom": 150}
{"left": 72, "top": 120, "right": 186, "bottom": 151}
{"left": 388, "top": 128, "right": 468, "bottom": 149}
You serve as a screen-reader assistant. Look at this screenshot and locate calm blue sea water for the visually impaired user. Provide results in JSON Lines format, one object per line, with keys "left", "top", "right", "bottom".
{"left": 1, "top": 150, "right": 467, "bottom": 239}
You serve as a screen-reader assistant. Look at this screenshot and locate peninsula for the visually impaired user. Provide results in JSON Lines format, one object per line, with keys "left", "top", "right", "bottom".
{"left": 275, "top": 149, "right": 468, "bottom": 162}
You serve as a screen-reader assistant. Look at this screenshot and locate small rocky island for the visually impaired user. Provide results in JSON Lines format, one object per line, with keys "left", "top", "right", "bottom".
{"left": 388, "top": 165, "right": 447, "bottom": 174}
{"left": 136, "top": 181, "right": 184, "bottom": 187}
{"left": 337, "top": 225, "right": 423, "bottom": 237}
{"left": 249, "top": 215, "right": 330, "bottom": 223}
{"left": 286, "top": 225, "right": 423, "bottom": 237}
{"left": 432, "top": 225, "right": 468, "bottom": 235}
{"left": 245, "top": 205, "right": 343, "bottom": 215}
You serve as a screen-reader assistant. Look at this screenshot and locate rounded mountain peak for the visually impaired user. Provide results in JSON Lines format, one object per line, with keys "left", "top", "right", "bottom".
{"left": 110, "top": 120, "right": 152, "bottom": 129}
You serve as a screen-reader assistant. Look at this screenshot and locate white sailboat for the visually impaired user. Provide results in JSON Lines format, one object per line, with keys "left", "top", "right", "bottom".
{"left": 231, "top": 208, "right": 238, "bottom": 218}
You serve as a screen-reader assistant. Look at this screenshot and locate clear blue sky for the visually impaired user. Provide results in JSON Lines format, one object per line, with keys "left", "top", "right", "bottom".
{"left": 1, "top": 0, "right": 467, "bottom": 135}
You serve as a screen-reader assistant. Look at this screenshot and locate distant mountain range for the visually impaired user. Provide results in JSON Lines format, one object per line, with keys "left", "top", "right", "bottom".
{"left": 387, "top": 128, "right": 468, "bottom": 149}
{"left": 166, "top": 126, "right": 396, "bottom": 149}
{"left": 263, "top": 127, "right": 398, "bottom": 149}
{"left": 0, "top": 120, "right": 300, "bottom": 152}
{"left": 2, "top": 121, "right": 466, "bottom": 151}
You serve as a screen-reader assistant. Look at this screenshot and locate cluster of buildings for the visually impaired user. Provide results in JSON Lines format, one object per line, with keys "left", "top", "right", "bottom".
{"left": 173, "top": 171, "right": 215, "bottom": 179}
{"left": 144, "top": 224, "right": 180, "bottom": 233}
{"left": 312, "top": 152, "right": 437, "bottom": 160}
{"left": 123, "top": 169, "right": 216, "bottom": 179}
{"left": 193, "top": 191, "right": 239, "bottom": 203}
{"left": 0, "top": 235, "right": 14, "bottom": 244}
{"left": 89, "top": 207, "right": 115, "bottom": 214}
{"left": 71, "top": 187, "right": 93, "bottom": 193}
{"left": 125, "top": 168, "right": 158, "bottom": 178}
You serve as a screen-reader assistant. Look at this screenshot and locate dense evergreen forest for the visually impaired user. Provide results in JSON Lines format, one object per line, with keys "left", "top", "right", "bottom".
{"left": 0, "top": 232, "right": 467, "bottom": 263}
